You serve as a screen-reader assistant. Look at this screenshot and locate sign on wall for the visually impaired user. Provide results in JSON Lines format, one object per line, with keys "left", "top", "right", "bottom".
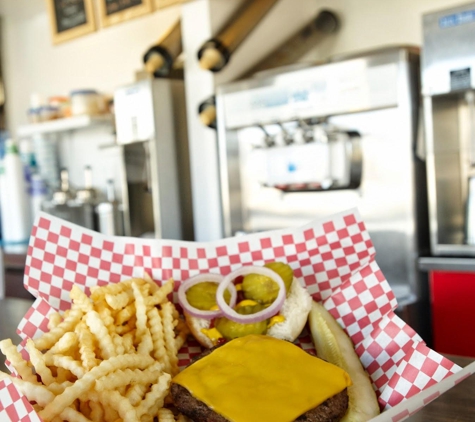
{"left": 46, "top": 0, "right": 96, "bottom": 44}
{"left": 97, "top": 0, "right": 153, "bottom": 27}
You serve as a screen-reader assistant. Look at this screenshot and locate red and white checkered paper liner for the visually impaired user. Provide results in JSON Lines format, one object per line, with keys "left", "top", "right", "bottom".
{"left": 1, "top": 209, "right": 470, "bottom": 422}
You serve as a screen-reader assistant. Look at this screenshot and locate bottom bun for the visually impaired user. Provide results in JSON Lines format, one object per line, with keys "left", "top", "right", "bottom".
{"left": 267, "top": 278, "right": 312, "bottom": 341}
{"left": 185, "top": 312, "right": 215, "bottom": 348}
{"left": 185, "top": 277, "right": 312, "bottom": 348}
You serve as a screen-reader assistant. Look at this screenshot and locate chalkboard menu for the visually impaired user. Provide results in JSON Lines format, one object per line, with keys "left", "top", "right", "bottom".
{"left": 105, "top": 0, "right": 143, "bottom": 16}
{"left": 47, "top": 0, "right": 95, "bottom": 44}
{"left": 98, "top": 0, "right": 152, "bottom": 27}
{"left": 54, "top": 0, "right": 87, "bottom": 33}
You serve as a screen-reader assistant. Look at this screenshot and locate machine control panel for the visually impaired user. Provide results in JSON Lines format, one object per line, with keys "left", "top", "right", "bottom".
{"left": 422, "top": 1, "right": 475, "bottom": 95}
{"left": 219, "top": 59, "right": 399, "bottom": 129}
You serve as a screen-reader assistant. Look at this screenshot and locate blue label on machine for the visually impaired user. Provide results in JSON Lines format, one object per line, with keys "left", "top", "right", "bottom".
{"left": 439, "top": 9, "right": 475, "bottom": 28}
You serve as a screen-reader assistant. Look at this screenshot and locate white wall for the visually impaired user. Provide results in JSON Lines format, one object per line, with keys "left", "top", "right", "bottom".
{"left": 0, "top": 0, "right": 181, "bottom": 131}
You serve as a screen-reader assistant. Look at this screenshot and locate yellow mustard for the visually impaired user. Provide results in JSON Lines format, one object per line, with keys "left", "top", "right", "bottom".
{"left": 268, "top": 315, "right": 286, "bottom": 327}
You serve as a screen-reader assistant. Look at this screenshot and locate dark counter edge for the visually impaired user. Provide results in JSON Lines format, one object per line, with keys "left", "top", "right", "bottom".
{"left": 419, "top": 257, "right": 475, "bottom": 272}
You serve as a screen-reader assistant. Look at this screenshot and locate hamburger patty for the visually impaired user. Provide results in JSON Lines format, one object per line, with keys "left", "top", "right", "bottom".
{"left": 171, "top": 383, "right": 348, "bottom": 422}
{"left": 171, "top": 346, "right": 349, "bottom": 422}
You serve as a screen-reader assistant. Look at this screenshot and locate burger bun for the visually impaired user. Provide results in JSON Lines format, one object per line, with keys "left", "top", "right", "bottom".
{"left": 185, "top": 277, "right": 312, "bottom": 348}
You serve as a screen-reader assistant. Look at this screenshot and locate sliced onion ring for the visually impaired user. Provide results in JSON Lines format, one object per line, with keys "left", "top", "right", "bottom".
{"left": 216, "top": 266, "right": 286, "bottom": 324}
{"left": 178, "top": 273, "right": 237, "bottom": 320}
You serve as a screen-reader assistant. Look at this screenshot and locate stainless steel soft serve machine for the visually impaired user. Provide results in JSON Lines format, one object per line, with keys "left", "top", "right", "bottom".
{"left": 422, "top": 2, "right": 475, "bottom": 256}
{"left": 216, "top": 47, "right": 430, "bottom": 332}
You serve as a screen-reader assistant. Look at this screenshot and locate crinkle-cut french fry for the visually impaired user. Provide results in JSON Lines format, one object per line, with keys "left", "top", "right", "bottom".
{"left": 103, "top": 408, "right": 120, "bottom": 422}
{"left": 122, "top": 331, "right": 135, "bottom": 353}
{"left": 105, "top": 291, "right": 130, "bottom": 310}
{"left": 115, "top": 316, "right": 136, "bottom": 336}
{"left": 147, "top": 307, "right": 170, "bottom": 371}
{"left": 32, "top": 403, "right": 43, "bottom": 413}
{"left": 145, "top": 279, "right": 174, "bottom": 307}
{"left": 70, "top": 285, "right": 93, "bottom": 313}
{"left": 25, "top": 339, "right": 55, "bottom": 385}
{"left": 137, "top": 332, "right": 153, "bottom": 356}
{"left": 0, "top": 370, "right": 53, "bottom": 406}
{"left": 112, "top": 333, "right": 125, "bottom": 356}
{"left": 55, "top": 366, "right": 72, "bottom": 383}
{"left": 132, "top": 283, "right": 147, "bottom": 344}
{"left": 176, "top": 414, "right": 191, "bottom": 422}
{"left": 157, "top": 408, "right": 175, "bottom": 422}
{"left": 95, "top": 362, "right": 163, "bottom": 391}
{"left": 132, "top": 282, "right": 151, "bottom": 355}
{"left": 89, "top": 399, "right": 104, "bottom": 422}
{"left": 98, "top": 389, "right": 138, "bottom": 422}
{"left": 160, "top": 302, "right": 179, "bottom": 376}
{"left": 39, "top": 354, "right": 154, "bottom": 420}
{"left": 84, "top": 310, "right": 116, "bottom": 360}
{"left": 143, "top": 271, "right": 159, "bottom": 293}
{"left": 115, "top": 303, "right": 135, "bottom": 326}
{"left": 0, "top": 339, "right": 36, "bottom": 383}
{"left": 47, "top": 311, "right": 63, "bottom": 330}
{"left": 75, "top": 321, "right": 99, "bottom": 371}
{"left": 1, "top": 275, "right": 184, "bottom": 422}
{"left": 47, "top": 332, "right": 78, "bottom": 355}
{"left": 0, "top": 371, "right": 89, "bottom": 422}
{"left": 136, "top": 373, "right": 171, "bottom": 419}
{"left": 61, "top": 405, "right": 93, "bottom": 422}
{"left": 139, "top": 283, "right": 151, "bottom": 297}
{"left": 175, "top": 319, "right": 190, "bottom": 351}
{"left": 35, "top": 307, "right": 83, "bottom": 351}
{"left": 96, "top": 300, "right": 115, "bottom": 334}
{"left": 47, "top": 355, "right": 85, "bottom": 379}
{"left": 125, "top": 383, "right": 148, "bottom": 407}
{"left": 85, "top": 390, "right": 119, "bottom": 422}
{"left": 90, "top": 278, "right": 146, "bottom": 302}
{"left": 1, "top": 370, "right": 92, "bottom": 422}
{"left": 79, "top": 399, "right": 91, "bottom": 419}
{"left": 47, "top": 380, "right": 73, "bottom": 395}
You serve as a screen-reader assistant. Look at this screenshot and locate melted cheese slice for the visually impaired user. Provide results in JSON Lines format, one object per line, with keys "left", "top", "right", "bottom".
{"left": 173, "top": 335, "right": 352, "bottom": 422}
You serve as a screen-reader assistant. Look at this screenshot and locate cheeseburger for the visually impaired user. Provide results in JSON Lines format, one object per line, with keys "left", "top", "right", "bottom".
{"left": 171, "top": 335, "right": 352, "bottom": 422}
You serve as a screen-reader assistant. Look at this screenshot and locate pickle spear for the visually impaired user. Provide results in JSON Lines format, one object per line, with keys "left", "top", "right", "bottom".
{"left": 308, "top": 301, "right": 380, "bottom": 422}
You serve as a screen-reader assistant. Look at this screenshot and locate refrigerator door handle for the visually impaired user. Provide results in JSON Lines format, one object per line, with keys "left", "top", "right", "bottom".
{"left": 415, "top": 105, "right": 426, "bottom": 162}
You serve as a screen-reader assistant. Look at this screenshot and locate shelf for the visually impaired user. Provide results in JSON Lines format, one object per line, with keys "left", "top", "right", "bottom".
{"left": 17, "top": 114, "right": 114, "bottom": 138}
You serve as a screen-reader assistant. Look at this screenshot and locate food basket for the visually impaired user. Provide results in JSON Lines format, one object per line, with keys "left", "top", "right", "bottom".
{"left": 1, "top": 209, "right": 474, "bottom": 422}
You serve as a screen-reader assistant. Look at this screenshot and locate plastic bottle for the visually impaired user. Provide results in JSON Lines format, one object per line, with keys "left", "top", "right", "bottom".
{"left": 30, "top": 174, "right": 48, "bottom": 226}
{"left": 96, "top": 179, "right": 123, "bottom": 236}
{"left": 0, "top": 139, "right": 32, "bottom": 253}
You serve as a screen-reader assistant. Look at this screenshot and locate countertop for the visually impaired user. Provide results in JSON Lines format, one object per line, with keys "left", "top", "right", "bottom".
{"left": 0, "top": 297, "right": 474, "bottom": 421}
{"left": 405, "top": 354, "right": 475, "bottom": 421}
{"left": 419, "top": 256, "right": 475, "bottom": 272}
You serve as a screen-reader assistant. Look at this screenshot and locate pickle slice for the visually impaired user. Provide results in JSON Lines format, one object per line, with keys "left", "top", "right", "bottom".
{"left": 185, "top": 282, "right": 231, "bottom": 311}
{"left": 215, "top": 303, "right": 268, "bottom": 340}
{"left": 242, "top": 262, "right": 294, "bottom": 304}
{"left": 264, "top": 262, "right": 293, "bottom": 292}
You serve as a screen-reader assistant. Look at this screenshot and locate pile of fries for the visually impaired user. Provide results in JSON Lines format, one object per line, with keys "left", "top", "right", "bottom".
{"left": 0, "top": 274, "right": 191, "bottom": 422}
